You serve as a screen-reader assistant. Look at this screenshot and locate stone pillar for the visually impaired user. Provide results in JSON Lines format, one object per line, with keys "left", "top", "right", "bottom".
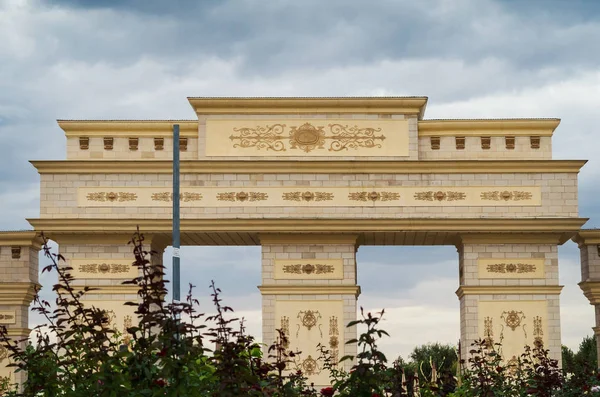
{"left": 259, "top": 234, "right": 360, "bottom": 388}
{"left": 55, "top": 234, "right": 167, "bottom": 345}
{"left": 574, "top": 231, "right": 600, "bottom": 367}
{"left": 457, "top": 235, "right": 562, "bottom": 365}
{"left": 0, "top": 232, "right": 42, "bottom": 391}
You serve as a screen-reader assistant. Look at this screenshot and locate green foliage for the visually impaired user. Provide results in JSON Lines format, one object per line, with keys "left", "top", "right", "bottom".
{"left": 0, "top": 230, "right": 599, "bottom": 397}
{"left": 0, "top": 231, "right": 319, "bottom": 397}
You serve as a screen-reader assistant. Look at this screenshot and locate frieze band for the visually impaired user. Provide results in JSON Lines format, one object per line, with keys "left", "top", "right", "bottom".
{"left": 78, "top": 186, "right": 541, "bottom": 207}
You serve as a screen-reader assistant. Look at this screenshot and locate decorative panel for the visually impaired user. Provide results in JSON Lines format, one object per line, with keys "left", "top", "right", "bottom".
{"left": 79, "top": 300, "right": 136, "bottom": 346}
{"left": 205, "top": 119, "right": 410, "bottom": 157}
{"left": 478, "top": 300, "right": 547, "bottom": 365}
{"left": 275, "top": 300, "right": 344, "bottom": 386}
{"left": 69, "top": 259, "right": 138, "bottom": 279}
{"left": 0, "top": 311, "right": 16, "bottom": 325}
{"left": 78, "top": 186, "right": 542, "bottom": 207}
{"left": 478, "top": 258, "right": 545, "bottom": 279}
{"left": 274, "top": 259, "right": 343, "bottom": 280}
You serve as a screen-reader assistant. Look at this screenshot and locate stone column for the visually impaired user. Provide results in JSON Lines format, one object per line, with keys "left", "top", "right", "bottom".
{"left": 457, "top": 235, "right": 562, "bottom": 365}
{"left": 55, "top": 233, "right": 167, "bottom": 345}
{"left": 0, "top": 232, "right": 42, "bottom": 391}
{"left": 574, "top": 232, "right": 600, "bottom": 367}
{"left": 259, "top": 234, "right": 360, "bottom": 388}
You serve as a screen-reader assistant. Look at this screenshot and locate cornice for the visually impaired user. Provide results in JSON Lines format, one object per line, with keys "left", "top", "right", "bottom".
{"left": 4, "top": 328, "right": 32, "bottom": 338}
{"left": 57, "top": 120, "right": 198, "bottom": 137}
{"left": 0, "top": 231, "right": 44, "bottom": 249}
{"left": 418, "top": 119, "right": 560, "bottom": 137}
{"left": 258, "top": 285, "right": 361, "bottom": 297}
{"left": 0, "top": 283, "right": 40, "bottom": 305}
{"left": 29, "top": 160, "right": 588, "bottom": 175}
{"left": 456, "top": 285, "right": 563, "bottom": 298}
{"left": 578, "top": 281, "right": 600, "bottom": 305}
{"left": 27, "top": 217, "right": 588, "bottom": 235}
{"left": 572, "top": 230, "right": 600, "bottom": 247}
{"left": 187, "top": 97, "right": 428, "bottom": 118}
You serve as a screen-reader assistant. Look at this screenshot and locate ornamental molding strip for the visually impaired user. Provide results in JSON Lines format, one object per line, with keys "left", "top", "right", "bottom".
{"left": 77, "top": 186, "right": 542, "bottom": 207}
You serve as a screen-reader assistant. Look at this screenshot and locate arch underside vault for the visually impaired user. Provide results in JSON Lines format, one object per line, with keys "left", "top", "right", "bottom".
{"left": 0, "top": 97, "right": 594, "bottom": 388}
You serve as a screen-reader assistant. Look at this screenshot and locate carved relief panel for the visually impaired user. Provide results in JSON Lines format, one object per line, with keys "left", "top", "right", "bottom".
{"left": 275, "top": 300, "right": 344, "bottom": 385}
{"left": 478, "top": 300, "right": 547, "bottom": 364}
{"left": 68, "top": 259, "right": 139, "bottom": 279}
{"left": 478, "top": 258, "right": 545, "bottom": 279}
{"left": 205, "top": 118, "right": 410, "bottom": 157}
{"left": 274, "top": 259, "right": 343, "bottom": 280}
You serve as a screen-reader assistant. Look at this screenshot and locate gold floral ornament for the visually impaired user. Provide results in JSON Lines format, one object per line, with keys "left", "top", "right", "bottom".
{"left": 298, "top": 310, "right": 321, "bottom": 331}
{"left": 486, "top": 263, "right": 536, "bottom": 274}
{"left": 328, "top": 123, "right": 385, "bottom": 152}
{"left": 501, "top": 310, "right": 525, "bottom": 332}
{"left": 151, "top": 192, "right": 203, "bottom": 202}
{"left": 507, "top": 356, "right": 519, "bottom": 374}
{"left": 480, "top": 191, "right": 533, "bottom": 201}
{"left": 280, "top": 316, "right": 290, "bottom": 348}
{"left": 216, "top": 191, "right": 268, "bottom": 202}
{"left": 348, "top": 191, "right": 400, "bottom": 202}
{"left": 86, "top": 192, "right": 138, "bottom": 202}
{"left": 282, "top": 191, "right": 334, "bottom": 202}
{"left": 230, "top": 124, "right": 287, "bottom": 151}
{"left": 0, "top": 344, "right": 8, "bottom": 363}
{"left": 289, "top": 123, "right": 326, "bottom": 152}
{"left": 78, "top": 263, "right": 130, "bottom": 274}
{"left": 300, "top": 355, "right": 321, "bottom": 376}
{"left": 413, "top": 191, "right": 466, "bottom": 202}
{"left": 483, "top": 317, "right": 493, "bottom": 347}
{"left": 0, "top": 313, "right": 15, "bottom": 322}
{"left": 533, "top": 316, "right": 543, "bottom": 346}
{"left": 123, "top": 315, "right": 133, "bottom": 345}
{"left": 329, "top": 316, "right": 340, "bottom": 366}
{"left": 282, "top": 263, "right": 335, "bottom": 275}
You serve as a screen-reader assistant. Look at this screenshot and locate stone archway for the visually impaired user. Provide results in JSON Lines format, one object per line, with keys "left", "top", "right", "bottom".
{"left": 0, "top": 97, "right": 588, "bottom": 387}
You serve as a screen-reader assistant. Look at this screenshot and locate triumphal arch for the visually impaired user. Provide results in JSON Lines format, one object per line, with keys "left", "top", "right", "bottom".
{"left": 2, "top": 96, "right": 600, "bottom": 387}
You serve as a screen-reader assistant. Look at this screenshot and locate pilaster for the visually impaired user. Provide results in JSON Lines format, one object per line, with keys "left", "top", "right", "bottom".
{"left": 259, "top": 234, "right": 359, "bottom": 388}
{"left": 0, "top": 232, "right": 43, "bottom": 391}
{"left": 55, "top": 233, "right": 167, "bottom": 345}
{"left": 457, "top": 234, "right": 562, "bottom": 365}
{"left": 574, "top": 230, "right": 600, "bottom": 368}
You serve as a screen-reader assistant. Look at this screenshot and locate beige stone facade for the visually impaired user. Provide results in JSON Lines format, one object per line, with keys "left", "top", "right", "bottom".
{"left": 0, "top": 96, "right": 594, "bottom": 389}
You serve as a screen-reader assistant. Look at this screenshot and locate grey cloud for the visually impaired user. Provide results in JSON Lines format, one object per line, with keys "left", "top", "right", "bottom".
{"left": 30, "top": 0, "right": 600, "bottom": 80}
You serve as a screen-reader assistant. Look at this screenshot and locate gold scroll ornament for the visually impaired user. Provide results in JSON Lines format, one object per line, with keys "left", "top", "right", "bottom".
{"left": 230, "top": 122, "right": 386, "bottom": 153}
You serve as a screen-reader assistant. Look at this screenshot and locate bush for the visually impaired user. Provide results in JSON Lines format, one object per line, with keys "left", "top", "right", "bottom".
{"left": 0, "top": 230, "right": 599, "bottom": 396}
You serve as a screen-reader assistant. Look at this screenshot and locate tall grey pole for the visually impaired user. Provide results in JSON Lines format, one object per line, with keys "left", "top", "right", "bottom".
{"left": 172, "top": 124, "right": 181, "bottom": 302}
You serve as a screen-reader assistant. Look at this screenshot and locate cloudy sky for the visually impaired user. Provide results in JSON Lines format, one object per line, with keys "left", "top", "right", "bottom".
{"left": 1, "top": 0, "right": 600, "bottom": 361}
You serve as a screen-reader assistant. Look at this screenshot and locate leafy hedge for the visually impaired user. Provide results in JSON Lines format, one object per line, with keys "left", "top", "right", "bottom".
{"left": 0, "top": 231, "right": 599, "bottom": 396}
